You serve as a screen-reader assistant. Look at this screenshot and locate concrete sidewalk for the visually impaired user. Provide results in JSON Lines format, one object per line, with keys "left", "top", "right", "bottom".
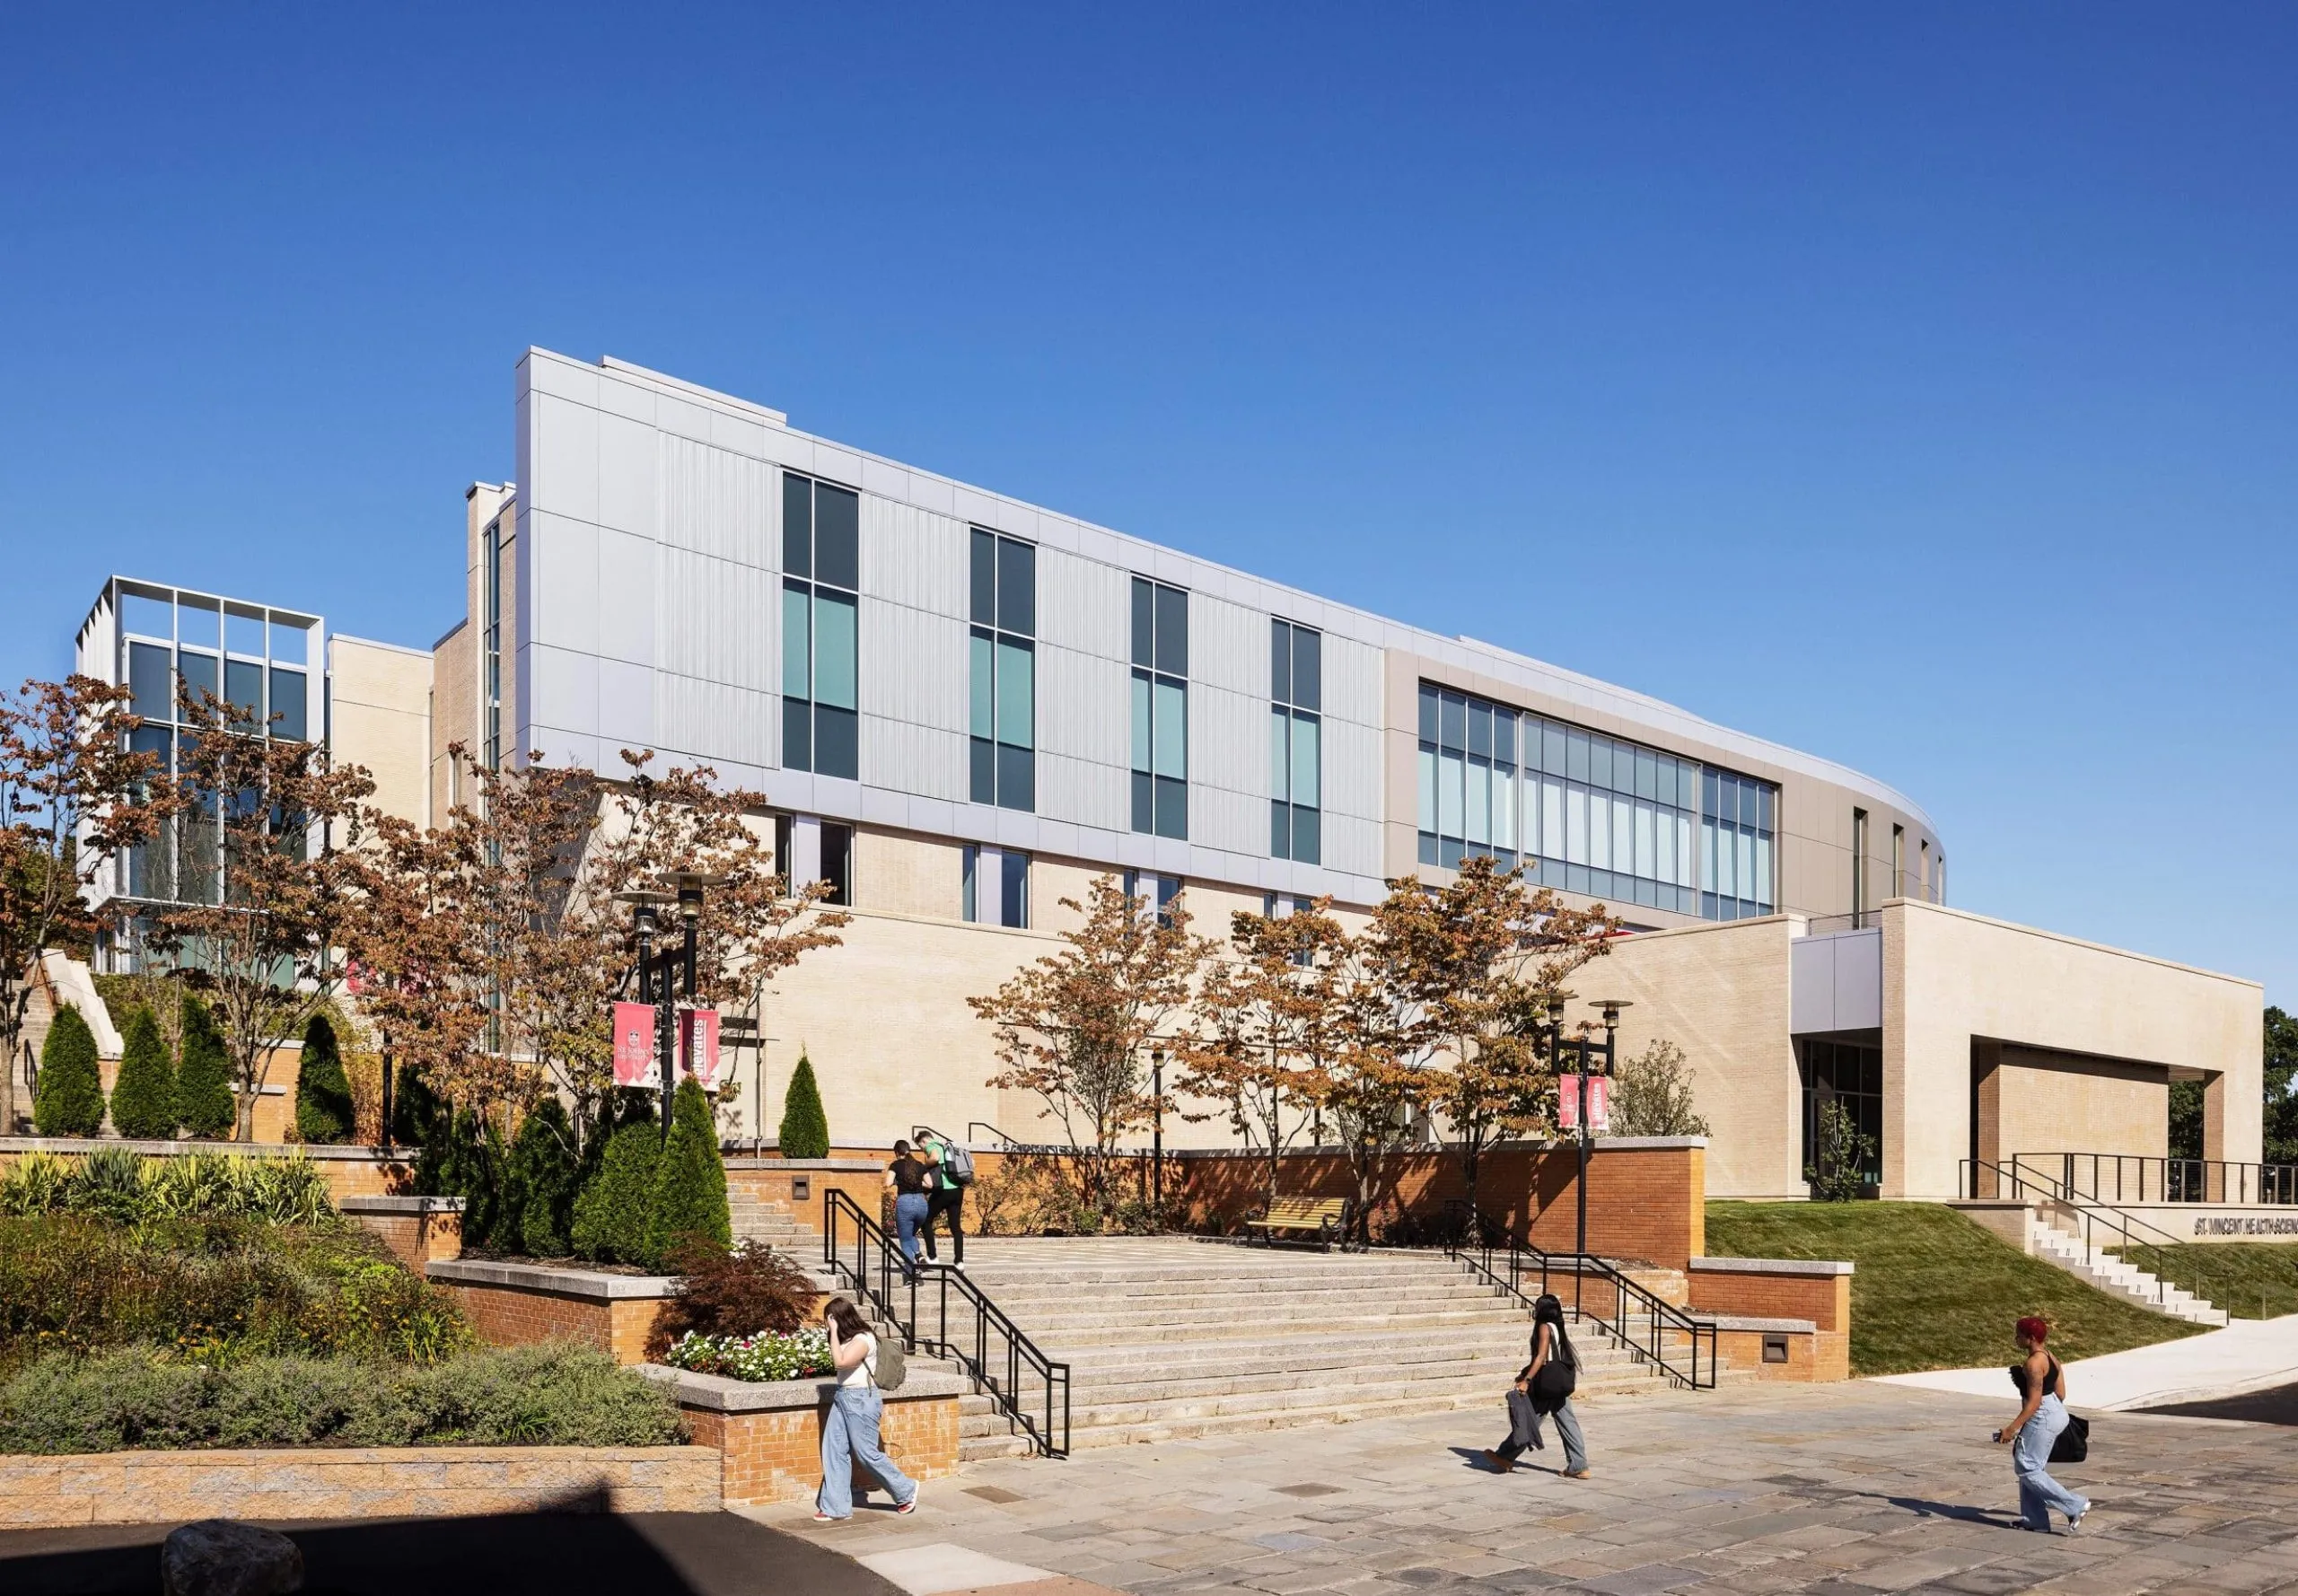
{"left": 1872, "top": 1311, "right": 2298, "bottom": 1409}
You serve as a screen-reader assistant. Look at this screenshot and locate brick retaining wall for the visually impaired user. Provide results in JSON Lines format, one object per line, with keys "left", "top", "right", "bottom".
{"left": 426, "top": 1259, "right": 675, "bottom": 1364}
{"left": 0, "top": 1446, "right": 719, "bottom": 1529}
{"left": 641, "top": 1366, "right": 964, "bottom": 1507}
{"left": 1688, "top": 1258, "right": 1853, "bottom": 1381}
{"left": 341, "top": 1195, "right": 463, "bottom": 1268}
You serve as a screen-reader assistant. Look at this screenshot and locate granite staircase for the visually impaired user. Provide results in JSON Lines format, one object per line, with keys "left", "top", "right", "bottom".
{"left": 2028, "top": 1210, "right": 2228, "bottom": 1326}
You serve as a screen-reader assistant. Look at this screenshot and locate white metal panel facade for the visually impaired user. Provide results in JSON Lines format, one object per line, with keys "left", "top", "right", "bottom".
{"left": 1035, "top": 548, "right": 1129, "bottom": 661}
{"left": 863, "top": 497, "right": 968, "bottom": 620}
{"left": 1191, "top": 593, "right": 1267, "bottom": 699}
{"left": 859, "top": 598, "right": 969, "bottom": 739}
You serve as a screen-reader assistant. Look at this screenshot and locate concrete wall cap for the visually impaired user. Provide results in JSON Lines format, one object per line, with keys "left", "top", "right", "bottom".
{"left": 340, "top": 1195, "right": 465, "bottom": 1215}
{"left": 1706, "top": 1315, "right": 1821, "bottom": 1333}
{"left": 425, "top": 1258, "right": 679, "bottom": 1298}
{"left": 1167, "top": 1135, "right": 1707, "bottom": 1161}
{"left": 1688, "top": 1256, "right": 1855, "bottom": 1276}
{"left": 724, "top": 1157, "right": 885, "bottom": 1172}
{"left": 634, "top": 1362, "right": 968, "bottom": 1410}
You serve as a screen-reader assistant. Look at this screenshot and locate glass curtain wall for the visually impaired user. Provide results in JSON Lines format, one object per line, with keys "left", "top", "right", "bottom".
{"left": 1129, "top": 578, "right": 1188, "bottom": 839}
{"left": 1268, "top": 618, "right": 1320, "bottom": 864}
{"left": 781, "top": 473, "right": 860, "bottom": 780}
{"left": 969, "top": 531, "right": 1035, "bottom": 811}
{"left": 115, "top": 583, "right": 315, "bottom": 908}
{"left": 1415, "top": 680, "right": 1772, "bottom": 918}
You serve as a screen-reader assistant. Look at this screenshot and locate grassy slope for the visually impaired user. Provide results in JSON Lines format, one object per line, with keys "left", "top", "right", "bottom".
{"left": 2107, "top": 1241, "right": 2298, "bottom": 1321}
{"left": 1705, "top": 1201, "right": 2203, "bottom": 1377}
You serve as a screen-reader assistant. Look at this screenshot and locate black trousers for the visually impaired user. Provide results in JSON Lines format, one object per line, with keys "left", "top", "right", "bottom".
{"left": 922, "top": 1188, "right": 965, "bottom": 1263}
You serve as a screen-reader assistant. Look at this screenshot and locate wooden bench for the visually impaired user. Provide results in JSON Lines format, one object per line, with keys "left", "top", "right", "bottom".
{"left": 1245, "top": 1196, "right": 1348, "bottom": 1251}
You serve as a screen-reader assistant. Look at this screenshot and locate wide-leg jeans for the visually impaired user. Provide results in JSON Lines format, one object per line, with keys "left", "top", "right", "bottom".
{"left": 817, "top": 1384, "right": 917, "bottom": 1520}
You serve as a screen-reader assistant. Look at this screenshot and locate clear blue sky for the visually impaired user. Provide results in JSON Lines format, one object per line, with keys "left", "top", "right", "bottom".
{"left": 4, "top": 5, "right": 2293, "bottom": 1002}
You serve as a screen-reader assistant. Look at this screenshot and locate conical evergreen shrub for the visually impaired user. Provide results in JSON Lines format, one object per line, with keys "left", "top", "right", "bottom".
{"left": 507, "top": 1096, "right": 578, "bottom": 1257}
{"left": 108, "top": 1005, "right": 179, "bottom": 1140}
{"left": 778, "top": 1049, "right": 829, "bottom": 1159}
{"left": 294, "top": 1013, "right": 355, "bottom": 1144}
{"left": 32, "top": 1005, "right": 104, "bottom": 1136}
{"left": 645, "top": 1078, "right": 732, "bottom": 1268}
{"left": 393, "top": 1061, "right": 444, "bottom": 1150}
{"left": 175, "top": 996, "right": 235, "bottom": 1140}
{"left": 572, "top": 1118, "right": 662, "bottom": 1266}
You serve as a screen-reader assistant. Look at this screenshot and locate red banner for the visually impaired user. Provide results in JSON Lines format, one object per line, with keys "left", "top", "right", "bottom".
{"left": 1557, "top": 1074, "right": 1609, "bottom": 1134}
{"left": 679, "top": 1007, "right": 722, "bottom": 1089}
{"left": 612, "top": 1002, "right": 657, "bottom": 1087}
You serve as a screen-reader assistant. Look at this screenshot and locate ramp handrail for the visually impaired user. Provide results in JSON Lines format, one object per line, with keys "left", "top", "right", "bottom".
{"left": 1441, "top": 1199, "right": 1719, "bottom": 1390}
{"left": 822, "top": 1188, "right": 1071, "bottom": 1457}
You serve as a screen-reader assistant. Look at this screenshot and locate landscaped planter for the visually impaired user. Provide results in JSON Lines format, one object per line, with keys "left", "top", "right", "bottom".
{"left": 0, "top": 1445, "right": 720, "bottom": 1530}
{"left": 341, "top": 1194, "right": 463, "bottom": 1268}
{"left": 637, "top": 1364, "right": 965, "bottom": 1508}
{"left": 425, "top": 1258, "right": 678, "bottom": 1364}
{"left": 0, "top": 1137, "right": 416, "bottom": 1201}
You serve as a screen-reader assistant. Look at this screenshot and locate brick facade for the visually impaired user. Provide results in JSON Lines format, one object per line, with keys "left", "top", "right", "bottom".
{"left": 726, "top": 1159, "right": 887, "bottom": 1237}
{"left": 1688, "top": 1259, "right": 1853, "bottom": 1381}
{"left": 341, "top": 1197, "right": 464, "bottom": 1269}
{"left": 685, "top": 1390, "right": 960, "bottom": 1507}
{"left": 0, "top": 1446, "right": 719, "bottom": 1529}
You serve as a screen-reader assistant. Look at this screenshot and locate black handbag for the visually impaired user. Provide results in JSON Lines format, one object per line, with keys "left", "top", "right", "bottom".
{"left": 2050, "top": 1413, "right": 2090, "bottom": 1464}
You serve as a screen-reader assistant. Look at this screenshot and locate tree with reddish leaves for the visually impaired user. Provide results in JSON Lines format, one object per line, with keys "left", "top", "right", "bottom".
{"left": 144, "top": 689, "right": 374, "bottom": 1143}
{"left": 1366, "top": 855, "right": 1620, "bottom": 1214}
{"left": 969, "top": 874, "right": 1213, "bottom": 1223}
{"left": 0, "top": 675, "right": 166, "bottom": 1135}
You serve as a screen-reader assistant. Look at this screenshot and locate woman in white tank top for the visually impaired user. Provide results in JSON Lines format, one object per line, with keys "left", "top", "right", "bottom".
{"left": 815, "top": 1296, "right": 920, "bottom": 1521}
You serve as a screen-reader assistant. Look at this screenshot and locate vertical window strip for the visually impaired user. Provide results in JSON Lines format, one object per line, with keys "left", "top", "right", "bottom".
{"left": 970, "top": 531, "right": 1036, "bottom": 811}
{"left": 1131, "top": 577, "right": 1188, "bottom": 839}
{"left": 782, "top": 474, "right": 860, "bottom": 780}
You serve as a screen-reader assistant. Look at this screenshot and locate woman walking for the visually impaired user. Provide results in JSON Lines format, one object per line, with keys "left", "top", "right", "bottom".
{"left": 813, "top": 1296, "right": 919, "bottom": 1523}
{"left": 1484, "top": 1293, "right": 1590, "bottom": 1478}
{"left": 885, "top": 1139, "right": 933, "bottom": 1280}
{"left": 1995, "top": 1316, "right": 2089, "bottom": 1534}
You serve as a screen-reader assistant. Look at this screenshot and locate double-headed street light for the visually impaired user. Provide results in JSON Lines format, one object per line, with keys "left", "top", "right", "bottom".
{"left": 1548, "top": 995, "right": 1631, "bottom": 1258}
{"left": 617, "top": 872, "right": 725, "bottom": 1143}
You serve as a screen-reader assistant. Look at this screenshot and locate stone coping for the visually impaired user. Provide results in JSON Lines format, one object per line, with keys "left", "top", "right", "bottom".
{"left": 426, "top": 1258, "right": 678, "bottom": 1299}
{"left": 341, "top": 1195, "right": 465, "bottom": 1215}
{"left": 1688, "top": 1256, "right": 1855, "bottom": 1276}
{"left": 1705, "top": 1314, "right": 1822, "bottom": 1333}
{"left": 723, "top": 1157, "right": 884, "bottom": 1172}
{"left": 1168, "top": 1135, "right": 1707, "bottom": 1158}
{"left": 635, "top": 1363, "right": 966, "bottom": 1411}
{"left": 0, "top": 1137, "right": 402, "bottom": 1161}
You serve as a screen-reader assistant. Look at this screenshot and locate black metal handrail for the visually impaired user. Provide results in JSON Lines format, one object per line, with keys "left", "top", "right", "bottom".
{"left": 2003, "top": 1151, "right": 2298, "bottom": 1207}
{"left": 1960, "top": 1157, "right": 2224, "bottom": 1319}
{"left": 822, "top": 1188, "right": 1072, "bottom": 1458}
{"left": 1441, "top": 1200, "right": 1718, "bottom": 1390}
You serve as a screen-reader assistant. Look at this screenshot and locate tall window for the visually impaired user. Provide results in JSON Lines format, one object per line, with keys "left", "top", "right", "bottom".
{"left": 1891, "top": 823, "right": 1905, "bottom": 898}
{"left": 1851, "top": 808, "right": 1869, "bottom": 924}
{"left": 962, "top": 844, "right": 1030, "bottom": 929}
{"left": 820, "top": 821, "right": 853, "bottom": 907}
{"left": 1130, "top": 578, "right": 1188, "bottom": 839}
{"left": 1269, "top": 619, "right": 1320, "bottom": 864}
{"left": 1801, "top": 1037, "right": 1883, "bottom": 1190}
{"left": 483, "top": 517, "right": 504, "bottom": 770}
{"left": 1700, "top": 768, "right": 1776, "bottom": 921}
{"left": 782, "top": 473, "right": 860, "bottom": 780}
{"left": 969, "top": 530, "right": 1035, "bottom": 811}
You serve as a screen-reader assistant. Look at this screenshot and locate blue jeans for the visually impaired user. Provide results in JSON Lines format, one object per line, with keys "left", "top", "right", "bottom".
{"left": 894, "top": 1192, "right": 930, "bottom": 1270}
{"left": 817, "top": 1384, "right": 917, "bottom": 1519}
{"left": 2012, "top": 1395, "right": 2088, "bottom": 1530}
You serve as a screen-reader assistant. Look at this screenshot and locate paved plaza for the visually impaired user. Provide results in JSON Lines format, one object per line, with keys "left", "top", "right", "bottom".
{"left": 781, "top": 1379, "right": 2298, "bottom": 1596}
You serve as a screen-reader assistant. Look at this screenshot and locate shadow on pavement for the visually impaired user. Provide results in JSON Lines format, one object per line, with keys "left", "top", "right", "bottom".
{"left": 0, "top": 1493, "right": 905, "bottom": 1596}
{"left": 2136, "top": 1380, "right": 2298, "bottom": 1426}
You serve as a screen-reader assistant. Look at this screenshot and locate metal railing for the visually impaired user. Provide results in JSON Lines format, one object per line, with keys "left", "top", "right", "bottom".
{"left": 1441, "top": 1200, "right": 1718, "bottom": 1390}
{"left": 822, "top": 1188, "right": 1072, "bottom": 1458}
{"left": 1998, "top": 1152, "right": 2298, "bottom": 1207}
{"left": 1960, "top": 1157, "right": 2223, "bottom": 1316}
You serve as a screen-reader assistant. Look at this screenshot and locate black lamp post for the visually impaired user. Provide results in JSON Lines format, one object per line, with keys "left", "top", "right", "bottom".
{"left": 1565, "top": 998, "right": 1631, "bottom": 1258}
{"left": 617, "top": 873, "right": 722, "bottom": 1145}
{"left": 1151, "top": 1048, "right": 1166, "bottom": 1214}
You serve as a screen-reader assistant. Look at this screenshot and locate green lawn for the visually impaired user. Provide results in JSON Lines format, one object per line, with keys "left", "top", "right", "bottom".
{"left": 2107, "top": 1241, "right": 2298, "bottom": 1321}
{"left": 1705, "top": 1200, "right": 2204, "bottom": 1377}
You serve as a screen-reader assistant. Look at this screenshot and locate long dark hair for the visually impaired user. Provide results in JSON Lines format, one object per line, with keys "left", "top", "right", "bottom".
{"left": 1533, "top": 1293, "right": 1577, "bottom": 1369}
{"left": 826, "top": 1296, "right": 872, "bottom": 1342}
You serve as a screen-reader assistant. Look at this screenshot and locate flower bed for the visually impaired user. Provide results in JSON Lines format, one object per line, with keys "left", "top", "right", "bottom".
{"left": 658, "top": 1329, "right": 830, "bottom": 1383}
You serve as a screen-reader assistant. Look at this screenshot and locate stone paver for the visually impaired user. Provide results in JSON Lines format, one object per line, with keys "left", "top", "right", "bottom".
{"left": 781, "top": 1379, "right": 2298, "bottom": 1595}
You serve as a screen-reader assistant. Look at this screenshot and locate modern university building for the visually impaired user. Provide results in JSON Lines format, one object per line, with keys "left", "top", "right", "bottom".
{"left": 74, "top": 348, "right": 2267, "bottom": 1200}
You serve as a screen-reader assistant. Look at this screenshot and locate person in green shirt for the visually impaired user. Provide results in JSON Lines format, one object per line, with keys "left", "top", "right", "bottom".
{"left": 917, "top": 1127, "right": 966, "bottom": 1270}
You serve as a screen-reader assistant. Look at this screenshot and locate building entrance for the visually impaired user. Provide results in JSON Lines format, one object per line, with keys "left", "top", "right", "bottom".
{"left": 1798, "top": 1033, "right": 1884, "bottom": 1192}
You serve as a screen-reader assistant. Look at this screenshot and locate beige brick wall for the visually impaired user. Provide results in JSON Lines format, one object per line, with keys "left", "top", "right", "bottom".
{"left": 0, "top": 1446, "right": 719, "bottom": 1528}
{"left": 1584, "top": 917, "right": 1800, "bottom": 1198}
{"left": 331, "top": 635, "right": 434, "bottom": 829}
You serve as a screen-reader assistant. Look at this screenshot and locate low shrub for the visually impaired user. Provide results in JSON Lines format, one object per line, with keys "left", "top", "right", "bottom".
{"left": 0, "top": 1153, "right": 73, "bottom": 1217}
{"left": 659, "top": 1329, "right": 831, "bottom": 1383}
{"left": 0, "top": 1151, "right": 336, "bottom": 1226}
{"left": 645, "top": 1240, "right": 819, "bottom": 1360}
{"left": 0, "top": 1343, "right": 686, "bottom": 1453}
{"left": 0, "top": 1214, "right": 469, "bottom": 1369}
